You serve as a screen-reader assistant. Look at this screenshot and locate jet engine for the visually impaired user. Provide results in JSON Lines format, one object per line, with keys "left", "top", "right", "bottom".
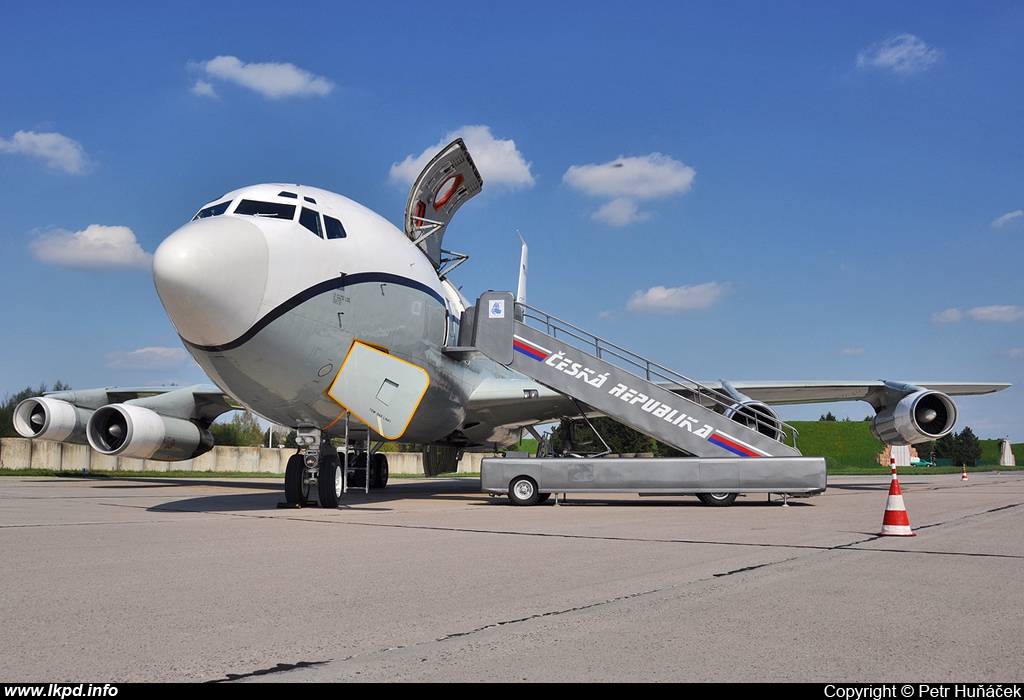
{"left": 13, "top": 397, "right": 92, "bottom": 444}
{"left": 724, "top": 400, "right": 785, "bottom": 442}
{"left": 87, "top": 404, "right": 214, "bottom": 461}
{"left": 870, "top": 390, "right": 957, "bottom": 446}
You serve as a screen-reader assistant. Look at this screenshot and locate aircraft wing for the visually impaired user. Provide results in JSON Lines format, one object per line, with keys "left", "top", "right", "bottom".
{"left": 695, "top": 380, "right": 1010, "bottom": 408}
{"left": 462, "top": 376, "right": 578, "bottom": 444}
{"left": 15, "top": 384, "right": 239, "bottom": 460}
{"left": 461, "top": 375, "right": 1010, "bottom": 447}
{"left": 41, "top": 384, "right": 238, "bottom": 418}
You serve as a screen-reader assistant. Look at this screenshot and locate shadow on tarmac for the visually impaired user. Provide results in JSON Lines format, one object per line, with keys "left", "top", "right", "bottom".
{"left": 142, "top": 477, "right": 485, "bottom": 513}
{"left": 39, "top": 476, "right": 818, "bottom": 513}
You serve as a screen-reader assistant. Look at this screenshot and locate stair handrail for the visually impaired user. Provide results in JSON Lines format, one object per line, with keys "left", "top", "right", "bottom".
{"left": 517, "top": 303, "right": 798, "bottom": 447}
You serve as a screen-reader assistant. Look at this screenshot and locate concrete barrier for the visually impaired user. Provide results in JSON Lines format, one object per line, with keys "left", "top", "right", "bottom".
{"left": 0, "top": 438, "right": 496, "bottom": 475}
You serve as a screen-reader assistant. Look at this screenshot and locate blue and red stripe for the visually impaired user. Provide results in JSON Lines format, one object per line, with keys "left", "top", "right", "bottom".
{"left": 708, "top": 432, "right": 762, "bottom": 458}
{"left": 513, "top": 338, "right": 549, "bottom": 361}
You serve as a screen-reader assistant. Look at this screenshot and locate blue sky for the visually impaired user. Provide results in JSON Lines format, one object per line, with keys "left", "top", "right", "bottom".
{"left": 2, "top": 1, "right": 1022, "bottom": 439}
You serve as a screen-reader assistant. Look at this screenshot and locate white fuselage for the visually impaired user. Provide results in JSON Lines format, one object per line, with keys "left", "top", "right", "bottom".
{"left": 153, "top": 183, "right": 529, "bottom": 445}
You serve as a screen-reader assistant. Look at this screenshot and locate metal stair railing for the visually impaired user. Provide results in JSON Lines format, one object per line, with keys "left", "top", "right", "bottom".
{"left": 517, "top": 302, "right": 798, "bottom": 448}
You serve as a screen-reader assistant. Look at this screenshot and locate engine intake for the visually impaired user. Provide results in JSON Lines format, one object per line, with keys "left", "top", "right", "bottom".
{"left": 725, "top": 400, "right": 785, "bottom": 442}
{"left": 13, "top": 398, "right": 92, "bottom": 444}
{"left": 870, "top": 390, "right": 957, "bottom": 446}
{"left": 87, "top": 404, "right": 214, "bottom": 461}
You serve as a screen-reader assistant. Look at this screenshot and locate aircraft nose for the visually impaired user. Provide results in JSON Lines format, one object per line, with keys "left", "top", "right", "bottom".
{"left": 153, "top": 216, "right": 269, "bottom": 347}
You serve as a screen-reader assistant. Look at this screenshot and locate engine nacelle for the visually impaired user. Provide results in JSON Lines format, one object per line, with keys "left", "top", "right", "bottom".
{"left": 13, "top": 397, "right": 92, "bottom": 444}
{"left": 725, "top": 400, "right": 784, "bottom": 442}
{"left": 870, "top": 390, "right": 957, "bottom": 446}
{"left": 86, "top": 404, "right": 214, "bottom": 461}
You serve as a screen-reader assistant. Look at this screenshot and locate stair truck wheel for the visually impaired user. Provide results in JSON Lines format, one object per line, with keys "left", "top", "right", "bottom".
{"left": 509, "top": 476, "right": 541, "bottom": 506}
{"left": 697, "top": 492, "right": 737, "bottom": 507}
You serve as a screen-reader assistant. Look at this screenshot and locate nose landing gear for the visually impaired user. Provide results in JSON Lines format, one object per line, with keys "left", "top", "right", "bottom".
{"left": 282, "top": 428, "right": 389, "bottom": 508}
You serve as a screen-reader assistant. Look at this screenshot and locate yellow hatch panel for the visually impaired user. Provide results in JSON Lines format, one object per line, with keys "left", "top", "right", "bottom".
{"left": 326, "top": 341, "right": 430, "bottom": 440}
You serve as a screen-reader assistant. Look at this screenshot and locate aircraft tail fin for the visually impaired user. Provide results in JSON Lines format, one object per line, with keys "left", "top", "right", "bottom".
{"left": 516, "top": 230, "right": 528, "bottom": 305}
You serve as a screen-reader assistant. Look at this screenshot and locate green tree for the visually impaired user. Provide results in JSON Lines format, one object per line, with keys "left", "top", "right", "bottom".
{"left": 210, "top": 411, "right": 264, "bottom": 446}
{"left": 550, "top": 417, "right": 653, "bottom": 455}
{"left": 932, "top": 428, "right": 982, "bottom": 466}
{"left": 914, "top": 440, "right": 936, "bottom": 462}
{"left": 954, "top": 426, "right": 982, "bottom": 467}
{"left": 1, "top": 381, "right": 70, "bottom": 438}
{"left": 933, "top": 433, "right": 956, "bottom": 461}
{"left": 819, "top": 412, "right": 837, "bottom": 421}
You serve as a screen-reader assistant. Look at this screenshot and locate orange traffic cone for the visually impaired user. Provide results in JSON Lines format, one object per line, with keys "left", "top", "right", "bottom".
{"left": 879, "top": 462, "right": 915, "bottom": 536}
{"left": 961, "top": 466, "right": 968, "bottom": 482}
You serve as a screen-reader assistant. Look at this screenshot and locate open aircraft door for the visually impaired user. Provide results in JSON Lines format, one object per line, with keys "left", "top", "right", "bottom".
{"left": 403, "top": 138, "right": 483, "bottom": 269}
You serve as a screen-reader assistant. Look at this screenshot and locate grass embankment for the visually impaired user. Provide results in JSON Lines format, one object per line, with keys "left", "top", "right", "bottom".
{"left": 785, "top": 421, "right": 1022, "bottom": 475}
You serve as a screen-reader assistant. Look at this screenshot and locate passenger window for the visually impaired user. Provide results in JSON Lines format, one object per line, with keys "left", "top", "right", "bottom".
{"left": 234, "top": 200, "right": 296, "bottom": 220}
{"left": 324, "top": 215, "right": 347, "bottom": 239}
{"left": 193, "top": 200, "right": 231, "bottom": 220}
{"left": 300, "top": 207, "right": 324, "bottom": 238}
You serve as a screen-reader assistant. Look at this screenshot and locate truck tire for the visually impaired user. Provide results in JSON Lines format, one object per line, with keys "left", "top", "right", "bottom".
{"left": 508, "top": 476, "right": 541, "bottom": 506}
{"left": 697, "top": 492, "right": 737, "bottom": 507}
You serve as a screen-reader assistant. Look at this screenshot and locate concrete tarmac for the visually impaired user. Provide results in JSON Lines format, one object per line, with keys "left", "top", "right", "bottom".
{"left": 1, "top": 472, "right": 1022, "bottom": 682}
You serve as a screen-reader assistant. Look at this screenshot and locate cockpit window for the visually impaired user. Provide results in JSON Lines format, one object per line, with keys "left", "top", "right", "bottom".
{"left": 193, "top": 200, "right": 231, "bottom": 220}
{"left": 324, "top": 215, "right": 347, "bottom": 239}
{"left": 300, "top": 207, "right": 323, "bottom": 238}
{"left": 234, "top": 200, "right": 296, "bottom": 220}
{"left": 277, "top": 191, "right": 298, "bottom": 199}
{"left": 304, "top": 196, "right": 317, "bottom": 204}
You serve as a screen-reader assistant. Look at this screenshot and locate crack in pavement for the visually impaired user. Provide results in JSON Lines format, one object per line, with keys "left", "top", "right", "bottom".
{"left": 99, "top": 495, "right": 1024, "bottom": 682}
{"left": 209, "top": 659, "right": 332, "bottom": 682}
{"left": 108, "top": 498, "right": 1024, "bottom": 560}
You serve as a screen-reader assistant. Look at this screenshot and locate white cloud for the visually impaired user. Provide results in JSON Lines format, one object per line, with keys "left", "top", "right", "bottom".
{"left": 563, "top": 153, "right": 695, "bottom": 226}
{"left": 30, "top": 225, "right": 152, "bottom": 270}
{"left": 931, "top": 306, "right": 1024, "bottom": 324}
{"left": 191, "top": 79, "right": 218, "bottom": 99}
{"left": 592, "top": 197, "right": 650, "bottom": 226}
{"left": 841, "top": 348, "right": 866, "bottom": 356}
{"left": 856, "top": 34, "right": 942, "bottom": 75}
{"left": 563, "top": 153, "right": 695, "bottom": 200}
{"left": 1004, "top": 348, "right": 1024, "bottom": 359}
{"left": 0, "top": 130, "right": 89, "bottom": 174}
{"left": 966, "top": 306, "right": 1024, "bottom": 322}
{"left": 992, "top": 210, "right": 1023, "bottom": 229}
{"left": 626, "top": 282, "right": 728, "bottom": 313}
{"left": 192, "top": 55, "right": 333, "bottom": 99}
{"left": 105, "top": 347, "right": 190, "bottom": 370}
{"left": 389, "top": 125, "right": 535, "bottom": 189}
{"left": 931, "top": 308, "right": 963, "bottom": 324}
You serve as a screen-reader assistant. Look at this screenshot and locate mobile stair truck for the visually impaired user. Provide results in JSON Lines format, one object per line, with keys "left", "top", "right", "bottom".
{"left": 453, "top": 292, "right": 826, "bottom": 506}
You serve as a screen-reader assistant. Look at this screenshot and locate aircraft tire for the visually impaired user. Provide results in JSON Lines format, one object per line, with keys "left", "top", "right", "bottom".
{"left": 697, "top": 492, "right": 737, "bottom": 507}
{"left": 371, "top": 453, "right": 389, "bottom": 489}
{"left": 508, "top": 476, "right": 541, "bottom": 506}
{"left": 285, "top": 454, "right": 309, "bottom": 505}
{"left": 318, "top": 451, "right": 341, "bottom": 508}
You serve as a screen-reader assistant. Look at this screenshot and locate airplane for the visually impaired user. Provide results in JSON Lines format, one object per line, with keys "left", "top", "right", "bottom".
{"left": 12, "top": 139, "right": 1010, "bottom": 507}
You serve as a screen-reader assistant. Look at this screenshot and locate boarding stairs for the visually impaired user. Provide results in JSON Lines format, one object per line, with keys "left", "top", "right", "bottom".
{"left": 450, "top": 292, "right": 802, "bottom": 459}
